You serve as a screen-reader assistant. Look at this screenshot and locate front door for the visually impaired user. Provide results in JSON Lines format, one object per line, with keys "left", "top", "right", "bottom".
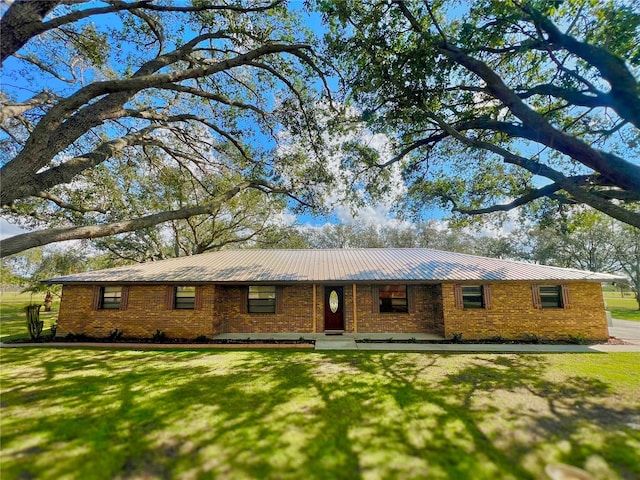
{"left": 324, "top": 286, "right": 344, "bottom": 331}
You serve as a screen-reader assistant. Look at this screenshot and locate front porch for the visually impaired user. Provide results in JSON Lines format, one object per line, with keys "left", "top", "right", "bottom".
{"left": 214, "top": 331, "right": 446, "bottom": 351}
{"left": 213, "top": 332, "right": 446, "bottom": 341}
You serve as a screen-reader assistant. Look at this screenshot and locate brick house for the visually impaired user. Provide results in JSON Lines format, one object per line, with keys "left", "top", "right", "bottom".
{"left": 45, "top": 248, "right": 621, "bottom": 341}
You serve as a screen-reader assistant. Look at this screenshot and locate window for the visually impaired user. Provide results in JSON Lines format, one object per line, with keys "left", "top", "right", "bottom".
{"left": 248, "top": 286, "right": 276, "bottom": 313}
{"left": 462, "top": 285, "right": 484, "bottom": 309}
{"left": 101, "top": 286, "right": 121, "bottom": 309}
{"left": 454, "top": 284, "right": 491, "bottom": 309}
{"left": 379, "top": 285, "right": 408, "bottom": 313}
{"left": 175, "top": 286, "right": 196, "bottom": 309}
{"left": 539, "top": 285, "right": 563, "bottom": 308}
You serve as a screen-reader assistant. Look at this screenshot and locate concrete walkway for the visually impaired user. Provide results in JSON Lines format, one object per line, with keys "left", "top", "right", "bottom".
{"left": 2, "top": 321, "right": 639, "bottom": 353}
{"left": 2, "top": 337, "right": 639, "bottom": 353}
{"left": 313, "top": 334, "right": 640, "bottom": 352}
{"left": 609, "top": 318, "right": 640, "bottom": 345}
{"left": 213, "top": 331, "right": 640, "bottom": 352}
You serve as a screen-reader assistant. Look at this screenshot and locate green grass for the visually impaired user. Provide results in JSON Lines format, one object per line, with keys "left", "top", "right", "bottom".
{"left": 1, "top": 349, "right": 639, "bottom": 480}
{"left": 604, "top": 292, "right": 640, "bottom": 322}
{"left": 0, "top": 292, "right": 59, "bottom": 340}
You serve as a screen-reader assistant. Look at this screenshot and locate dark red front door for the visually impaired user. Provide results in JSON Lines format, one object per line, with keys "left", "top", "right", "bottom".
{"left": 324, "top": 286, "right": 344, "bottom": 330}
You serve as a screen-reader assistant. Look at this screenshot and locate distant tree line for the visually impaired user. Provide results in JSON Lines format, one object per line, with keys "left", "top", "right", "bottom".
{"left": 4, "top": 207, "right": 638, "bottom": 308}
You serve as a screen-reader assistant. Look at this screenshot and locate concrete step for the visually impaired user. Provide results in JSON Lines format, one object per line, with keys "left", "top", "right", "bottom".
{"left": 314, "top": 336, "right": 358, "bottom": 350}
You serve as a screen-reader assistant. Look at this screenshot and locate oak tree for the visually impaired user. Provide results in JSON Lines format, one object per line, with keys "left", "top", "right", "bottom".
{"left": 1, "top": 0, "right": 330, "bottom": 256}
{"left": 321, "top": 0, "right": 640, "bottom": 226}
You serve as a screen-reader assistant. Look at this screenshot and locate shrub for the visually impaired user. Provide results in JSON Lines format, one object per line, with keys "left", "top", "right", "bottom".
{"left": 451, "top": 333, "right": 463, "bottom": 343}
{"left": 151, "top": 330, "right": 167, "bottom": 342}
{"left": 25, "top": 305, "right": 44, "bottom": 340}
{"left": 522, "top": 333, "right": 541, "bottom": 344}
{"left": 64, "top": 332, "right": 90, "bottom": 341}
{"left": 194, "top": 335, "right": 208, "bottom": 342}
{"left": 50, "top": 323, "right": 57, "bottom": 338}
{"left": 108, "top": 329, "right": 124, "bottom": 341}
{"left": 568, "top": 334, "right": 587, "bottom": 345}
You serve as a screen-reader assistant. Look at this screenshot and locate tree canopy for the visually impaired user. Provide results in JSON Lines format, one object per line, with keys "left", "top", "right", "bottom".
{"left": 0, "top": 0, "right": 331, "bottom": 257}
{"left": 517, "top": 208, "right": 640, "bottom": 308}
{"left": 321, "top": 0, "right": 640, "bottom": 226}
{"left": 3, "top": 0, "right": 640, "bottom": 259}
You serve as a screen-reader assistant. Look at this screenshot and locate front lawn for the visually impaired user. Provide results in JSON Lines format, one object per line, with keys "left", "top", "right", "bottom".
{"left": 604, "top": 293, "right": 640, "bottom": 322}
{"left": 1, "top": 349, "right": 638, "bottom": 480}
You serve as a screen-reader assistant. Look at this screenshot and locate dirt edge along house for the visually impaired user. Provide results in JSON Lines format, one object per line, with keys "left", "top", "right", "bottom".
{"left": 44, "top": 248, "right": 622, "bottom": 341}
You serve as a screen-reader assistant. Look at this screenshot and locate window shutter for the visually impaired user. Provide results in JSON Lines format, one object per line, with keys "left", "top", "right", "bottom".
{"left": 371, "top": 285, "right": 379, "bottom": 313}
{"left": 561, "top": 284, "right": 570, "bottom": 309}
{"left": 195, "top": 286, "right": 204, "bottom": 310}
{"left": 165, "top": 286, "right": 175, "bottom": 310}
{"left": 239, "top": 287, "right": 248, "bottom": 314}
{"left": 407, "top": 286, "right": 416, "bottom": 313}
{"left": 92, "top": 286, "right": 102, "bottom": 310}
{"left": 532, "top": 284, "right": 542, "bottom": 309}
{"left": 276, "top": 286, "right": 285, "bottom": 314}
{"left": 482, "top": 285, "right": 492, "bottom": 310}
{"left": 454, "top": 284, "right": 463, "bottom": 309}
{"left": 120, "top": 286, "right": 129, "bottom": 310}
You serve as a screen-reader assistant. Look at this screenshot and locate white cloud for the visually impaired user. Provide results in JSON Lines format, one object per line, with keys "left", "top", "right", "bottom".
{"left": 267, "top": 211, "right": 298, "bottom": 227}
{"left": 277, "top": 104, "right": 410, "bottom": 227}
{"left": 474, "top": 209, "right": 523, "bottom": 238}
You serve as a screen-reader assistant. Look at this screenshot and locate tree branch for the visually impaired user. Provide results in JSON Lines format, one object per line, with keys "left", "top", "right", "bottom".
{"left": 0, "top": 0, "right": 60, "bottom": 65}
{"left": 0, "top": 91, "right": 56, "bottom": 123}
{"left": 451, "top": 183, "right": 571, "bottom": 214}
{"left": 0, "top": 0, "right": 287, "bottom": 64}
{"left": 516, "top": 83, "right": 612, "bottom": 110}
{"left": 0, "top": 181, "right": 253, "bottom": 257}
{"left": 522, "top": 4, "right": 640, "bottom": 129}
{"left": 424, "top": 110, "right": 640, "bottom": 228}
{"left": 436, "top": 42, "right": 640, "bottom": 194}
{"left": 4, "top": 126, "right": 160, "bottom": 204}
{"left": 1, "top": 40, "right": 312, "bottom": 204}
{"left": 157, "top": 84, "right": 267, "bottom": 116}
{"left": 34, "top": 191, "right": 107, "bottom": 214}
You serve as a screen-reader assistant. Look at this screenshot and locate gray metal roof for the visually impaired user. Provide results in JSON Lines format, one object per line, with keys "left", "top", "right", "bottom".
{"left": 44, "top": 248, "right": 623, "bottom": 284}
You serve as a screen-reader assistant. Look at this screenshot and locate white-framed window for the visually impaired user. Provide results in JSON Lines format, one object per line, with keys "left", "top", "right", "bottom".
{"left": 539, "top": 285, "right": 563, "bottom": 308}
{"left": 454, "top": 284, "right": 491, "bottom": 309}
{"left": 175, "top": 286, "right": 196, "bottom": 309}
{"left": 101, "top": 286, "right": 122, "bottom": 309}
{"left": 248, "top": 286, "right": 276, "bottom": 314}
{"left": 462, "top": 285, "right": 484, "bottom": 309}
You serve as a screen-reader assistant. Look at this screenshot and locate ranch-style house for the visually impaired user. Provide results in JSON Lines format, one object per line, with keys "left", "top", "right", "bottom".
{"left": 45, "top": 248, "right": 621, "bottom": 341}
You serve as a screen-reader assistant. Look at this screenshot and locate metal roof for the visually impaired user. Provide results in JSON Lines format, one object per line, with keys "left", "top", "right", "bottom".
{"left": 44, "top": 248, "right": 623, "bottom": 284}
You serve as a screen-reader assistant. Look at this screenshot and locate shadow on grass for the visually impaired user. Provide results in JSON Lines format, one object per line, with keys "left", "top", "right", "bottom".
{"left": 0, "top": 349, "right": 638, "bottom": 480}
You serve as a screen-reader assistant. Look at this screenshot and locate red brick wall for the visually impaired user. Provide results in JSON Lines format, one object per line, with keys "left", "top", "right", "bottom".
{"left": 355, "top": 285, "right": 445, "bottom": 334}
{"left": 217, "top": 285, "right": 315, "bottom": 333}
{"left": 56, "top": 281, "right": 608, "bottom": 340}
{"left": 57, "top": 284, "right": 222, "bottom": 339}
{"left": 441, "top": 282, "right": 608, "bottom": 340}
